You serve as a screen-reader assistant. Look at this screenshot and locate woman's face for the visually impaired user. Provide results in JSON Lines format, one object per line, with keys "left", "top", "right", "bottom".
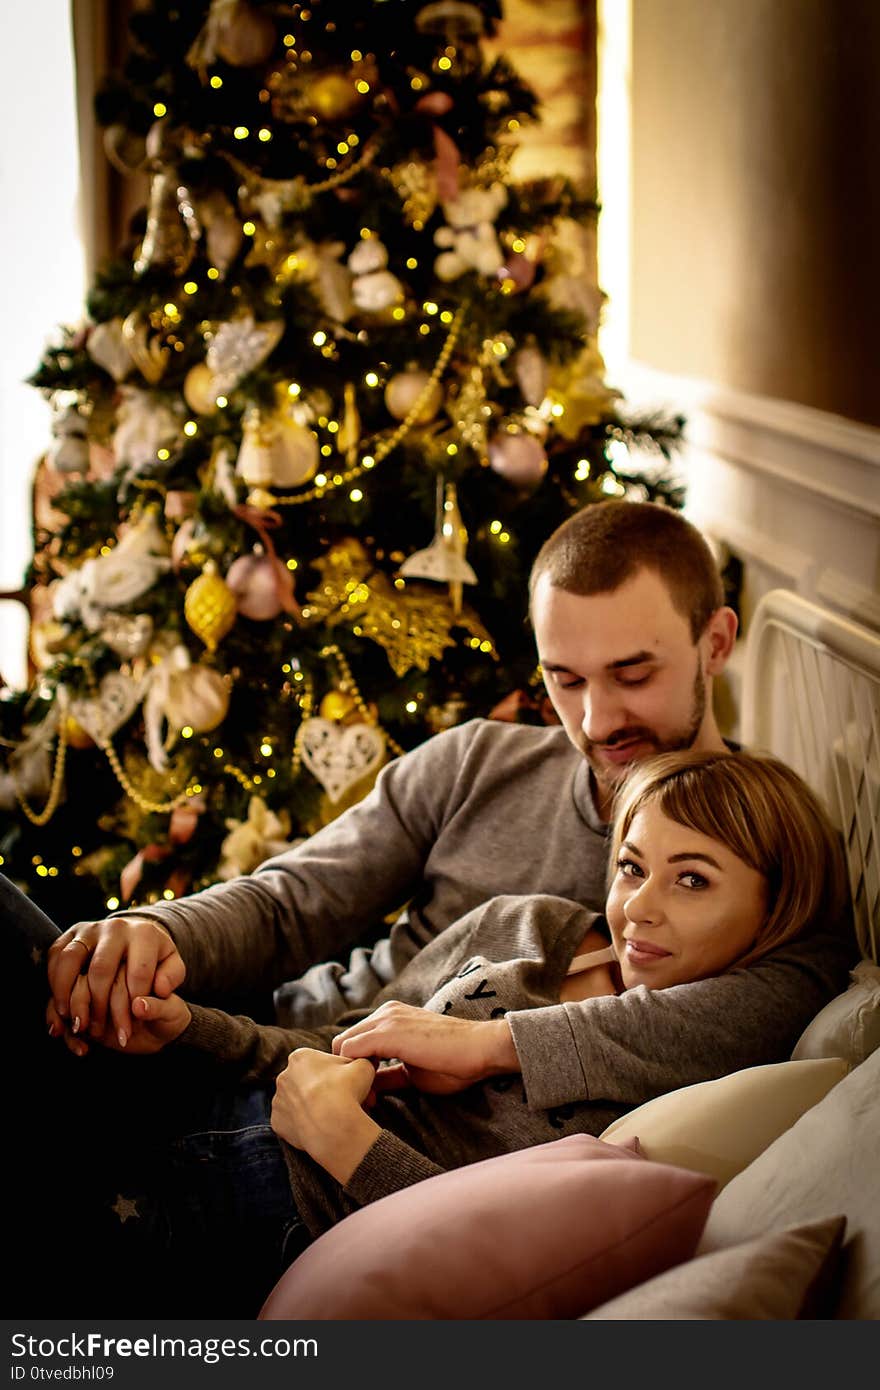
{"left": 606, "top": 801, "right": 768, "bottom": 991}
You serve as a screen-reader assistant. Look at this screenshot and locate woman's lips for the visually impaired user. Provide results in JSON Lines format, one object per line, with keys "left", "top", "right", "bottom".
{"left": 624, "top": 939, "right": 672, "bottom": 963}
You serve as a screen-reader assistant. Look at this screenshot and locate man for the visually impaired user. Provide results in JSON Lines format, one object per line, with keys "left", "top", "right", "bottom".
{"left": 41, "top": 500, "right": 851, "bottom": 1098}
{"left": 6, "top": 498, "right": 854, "bottom": 1315}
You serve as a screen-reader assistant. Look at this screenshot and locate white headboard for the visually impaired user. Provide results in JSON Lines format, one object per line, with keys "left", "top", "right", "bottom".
{"left": 741, "top": 590, "right": 880, "bottom": 963}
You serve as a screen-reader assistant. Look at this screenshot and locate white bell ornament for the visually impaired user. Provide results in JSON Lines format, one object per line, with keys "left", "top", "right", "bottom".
{"left": 235, "top": 409, "right": 319, "bottom": 489}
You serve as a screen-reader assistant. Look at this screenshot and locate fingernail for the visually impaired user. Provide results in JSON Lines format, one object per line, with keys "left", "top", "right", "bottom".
{"left": 74, "top": 1043, "right": 87, "bottom": 1058}
{"left": 118, "top": 1029, "right": 128, "bottom": 1049}
{"left": 48, "top": 1023, "right": 57, "bottom": 1038}
{"left": 72, "top": 1016, "right": 81, "bottom": 1035}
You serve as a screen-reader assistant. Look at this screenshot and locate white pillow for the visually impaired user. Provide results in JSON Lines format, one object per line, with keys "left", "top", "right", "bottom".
{"left": 792, "top": 962, "right": 880, "bottom": 1067}
{"left": 599, "top": 1057, "right": 848, "bottom": 1190}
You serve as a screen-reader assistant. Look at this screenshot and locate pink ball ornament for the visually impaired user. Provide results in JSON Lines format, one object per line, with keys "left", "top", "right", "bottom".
{"left": 226, "top": 551, "right": 289, "bottom": 621}
{"left": 488, "top": 432, "right": 548, "bottom": 487}
{"left": 496, "top": 253, "right": 537, "bottom": 293}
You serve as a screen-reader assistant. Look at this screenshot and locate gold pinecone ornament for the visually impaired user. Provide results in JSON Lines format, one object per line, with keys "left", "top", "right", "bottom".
{"left": 184, "top": 562, "right": 237, "bottom": 652}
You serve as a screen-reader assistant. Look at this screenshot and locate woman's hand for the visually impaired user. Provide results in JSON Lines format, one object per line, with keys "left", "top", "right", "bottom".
{"left": 47, "top": 917, "right": 185, "bottom": 1048}
{"left": 331, "top": 1000, "right": 519, "bottom": 1092}
{"left": 46, "top": 986, "right": 192, "bottom": 1056}
{"left": 271, "top": 1049, "right": 381, "bottom": 1185}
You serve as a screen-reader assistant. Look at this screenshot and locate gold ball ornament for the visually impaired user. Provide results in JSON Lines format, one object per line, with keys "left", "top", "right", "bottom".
{"left": 384, "top": 370, "right": 444, "bottom": 424}
{"left": 184, "top": 565, "right": 237, "bottom": 652}
{"left": 63, "top": 715, "right": 95, "bottom": 750}
{"left": 318, "top": 689, "right": 359, "bottom": 723}
{"left": 306, "top": 72, "right": 365, "bottom": 122}
{"left": 164, "top": 664, "right": 231, "bottom": 734}
{"left": 183, "top": 362, "right": 221, "bottom": 415}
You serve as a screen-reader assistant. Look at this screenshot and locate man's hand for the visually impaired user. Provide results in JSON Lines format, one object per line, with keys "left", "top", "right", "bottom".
{"left": 47, "top": 917, "right": 185, "bottom": 1049}
{"left": 271, "top": 1049, "right": 381, "bottom": 1185}
{"left": 331, "top": 1000, "right": 519, "bottom": 1092}
{"left": 46, "top": 987, "right": 192, "bottom": 1057}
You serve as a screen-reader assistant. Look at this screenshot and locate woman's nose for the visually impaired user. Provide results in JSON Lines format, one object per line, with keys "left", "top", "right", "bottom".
{"left": 624, "top": 878, "right": 664, "bottom": 925}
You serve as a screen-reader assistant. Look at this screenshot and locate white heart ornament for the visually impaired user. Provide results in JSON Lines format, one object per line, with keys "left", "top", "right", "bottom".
{"left": 299, "top": 718, "right": 385, "bottom": 803}
{"left": 68, "top": 672, "right": 145, "bottom": 743}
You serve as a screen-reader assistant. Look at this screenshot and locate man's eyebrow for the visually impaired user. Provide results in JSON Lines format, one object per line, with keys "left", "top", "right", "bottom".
{"left": 607, "top": 651, "right": 656, "bottom": 671}
{"left": 541, "top": 651, "right": 657, "bottom": 675}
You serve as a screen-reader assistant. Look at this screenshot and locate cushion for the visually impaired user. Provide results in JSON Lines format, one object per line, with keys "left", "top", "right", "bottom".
{"left": 699, "top": 1047, "right": 880, "bottom": 1319}
{"left": 259, "top": 1134, "right": 716, "bottom": 1321}
{"left": 792, "top": 962, "right": 880, "bottom": 1067}
{"left": 599, "top": 1057, "right": 848, "bottom": 1190}
{"left": 584, "top": 1216, "right": 847, "bottom": 1319}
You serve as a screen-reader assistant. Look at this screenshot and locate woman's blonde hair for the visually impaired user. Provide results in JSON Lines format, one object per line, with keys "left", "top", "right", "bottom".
{"left": 609, "top": 749, "right": 848, "bottom": 969}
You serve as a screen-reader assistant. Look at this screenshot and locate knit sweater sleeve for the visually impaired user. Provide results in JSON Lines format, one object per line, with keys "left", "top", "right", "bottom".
{"left": 509, "top": 916, "right": 855, "bottom": 1111}
{"left": 102, "top": 723, "right": 477, "bottom": 1000}
{"left": 173, "top": 1001, "right": 341, "bottom": 1083}
{"left": 343, "top": 1128, "right": 445, "bottom": 1205}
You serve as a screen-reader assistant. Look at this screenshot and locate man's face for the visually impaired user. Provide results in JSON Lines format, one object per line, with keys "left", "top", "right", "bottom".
{"left": 532, "top": 569, "right": 725, "bottom": 811}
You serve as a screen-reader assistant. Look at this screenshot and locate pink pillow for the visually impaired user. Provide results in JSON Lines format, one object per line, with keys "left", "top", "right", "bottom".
{"left": 260, "top": 1135, "right": 716, "bottom": 1320}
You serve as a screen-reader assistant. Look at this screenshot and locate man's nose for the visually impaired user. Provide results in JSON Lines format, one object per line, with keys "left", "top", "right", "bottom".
{"left": 581, "top": 684, "right": 624, "bottom": 744}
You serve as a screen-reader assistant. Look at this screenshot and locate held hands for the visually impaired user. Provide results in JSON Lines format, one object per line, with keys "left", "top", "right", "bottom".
{"left": 271, "top": 1049, "right": 381, "bottom": 1185}
{"left": 47, "top": 917, "right": 186, "bottom": 1054}
{"left": 46, "top": 990, "right": 192, "bottom": 1056}
{"left": 331, "top": 1000, "right": 519, "bottom": 1094}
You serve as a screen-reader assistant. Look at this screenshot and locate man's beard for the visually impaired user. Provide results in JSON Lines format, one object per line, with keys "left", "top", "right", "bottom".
{"left": 582, "top": 660, "right": 708, "bottom": 792}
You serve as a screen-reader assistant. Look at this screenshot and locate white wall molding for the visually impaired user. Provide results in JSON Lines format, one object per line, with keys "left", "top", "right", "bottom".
{"left": 616, "top": 360, "right": 880, "bottom": 633}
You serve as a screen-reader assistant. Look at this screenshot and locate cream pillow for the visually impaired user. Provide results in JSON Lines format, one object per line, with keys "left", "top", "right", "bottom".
{"left": 599, "top": 1057, "right": 848, "bottom": 1190}
{"left": 584, "top": 1215, "right": 847, "bottom": 1320}
{"left": 792, "top": 962, "right": 880, "bottom": 1067}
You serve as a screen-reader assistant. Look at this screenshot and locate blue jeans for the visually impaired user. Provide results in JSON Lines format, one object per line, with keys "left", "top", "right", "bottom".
{"left": 2, "top": 872, "right": 310, "bottom": 1317}
{"left": 105, "top": 1089, "right": 312, "bottom": 1316}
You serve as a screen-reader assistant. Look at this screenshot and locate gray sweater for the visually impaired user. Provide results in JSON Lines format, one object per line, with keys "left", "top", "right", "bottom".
{"left": 121, "top": 719, "right": 854, "bottom": 1237}
{"left": 179, "top": 890, "right": 852, "bottom": 1239}
{"left": 120, "top": 719, "right": 852, "bottom": 1038}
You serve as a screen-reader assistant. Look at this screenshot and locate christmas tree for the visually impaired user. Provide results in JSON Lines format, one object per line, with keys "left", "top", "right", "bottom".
{"left": 0, "top": 0, "right": 683, "bottom": 922}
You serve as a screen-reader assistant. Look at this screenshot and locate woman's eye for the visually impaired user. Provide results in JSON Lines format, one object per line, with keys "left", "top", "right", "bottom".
{"left": 557, "top": 676, "right": 584, "bottom": 690}
{"left": 617, "top": 858, "right": 643, "bottom": 879}
{"left": 679, "top": 872, "right": 709, "bottom": 890}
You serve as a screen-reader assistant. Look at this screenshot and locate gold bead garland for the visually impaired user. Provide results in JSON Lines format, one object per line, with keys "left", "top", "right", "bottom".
{"left": 15, "top": 717, "right": 69, "bottom": 828}
{"left": 257, "top": 310, "right": 463, "bottom": 508}
{"left": 100, "top": 736, "right": 196, "bottom": 815}
{"left": 222, "top": 761, "right": 256, "bottom": 793}
{"left": 223, "top": 138, "right": 378, "bottom": 210}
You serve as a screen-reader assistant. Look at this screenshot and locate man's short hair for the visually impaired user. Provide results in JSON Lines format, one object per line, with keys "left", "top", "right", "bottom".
{"left": 529, "top": 500, "right": 725, "bottom": 641}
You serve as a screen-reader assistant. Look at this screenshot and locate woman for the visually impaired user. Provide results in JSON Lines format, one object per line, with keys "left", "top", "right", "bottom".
{"left": 19, "top": 747, "right": 841, "bottom": 1317}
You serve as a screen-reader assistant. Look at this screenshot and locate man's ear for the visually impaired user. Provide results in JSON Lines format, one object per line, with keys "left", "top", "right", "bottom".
{"left": 702, "top": 606, "right": 738, "bottom": 674}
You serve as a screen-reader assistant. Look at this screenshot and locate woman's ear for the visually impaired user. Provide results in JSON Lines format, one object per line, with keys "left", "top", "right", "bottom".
{"left": 702, "top": 606, "right": 738, "bottom": 674}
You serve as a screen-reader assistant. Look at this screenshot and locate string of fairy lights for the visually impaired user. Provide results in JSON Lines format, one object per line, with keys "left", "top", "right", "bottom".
{"left": 1, "top": 1, "right": 638, "bottom": 906}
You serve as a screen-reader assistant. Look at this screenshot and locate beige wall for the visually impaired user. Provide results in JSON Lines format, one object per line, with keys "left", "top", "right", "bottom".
{"left": 630, "top": 0, "right": 880, "bottom": 427}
